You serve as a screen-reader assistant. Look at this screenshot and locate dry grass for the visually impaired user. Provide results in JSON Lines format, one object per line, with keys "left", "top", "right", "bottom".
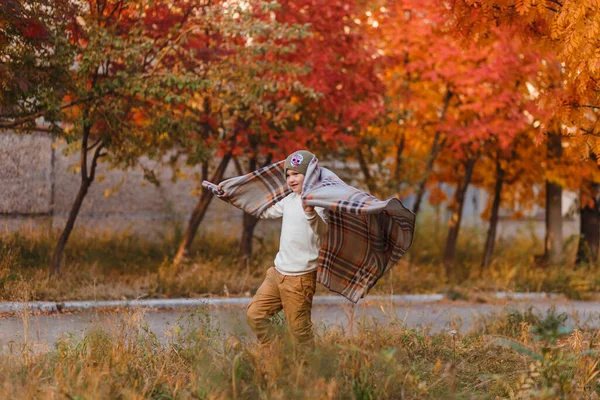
{"left": 0, "top": 225, "right": 276, "bottom": 301}
{"left": 1, "top": 216, "right": 599, "bottom": 302}
{"left": 372, "top": 216, "right": 600, "bottom": 301}
{"left": 1, "top": 307, "right": 599, "bottom": 399}
{"left": 3, "top": 218, "right": 598, "bottom": 398}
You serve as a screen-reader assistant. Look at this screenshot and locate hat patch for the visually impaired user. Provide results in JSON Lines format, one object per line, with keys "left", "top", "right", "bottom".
{"left": 291, "top": 153, "right": 303, "bottom": 167}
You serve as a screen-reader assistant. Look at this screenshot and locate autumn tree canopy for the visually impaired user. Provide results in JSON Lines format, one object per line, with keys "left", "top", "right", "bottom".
{"left": 3, "top": 0, "right": 600, "bottom": 276}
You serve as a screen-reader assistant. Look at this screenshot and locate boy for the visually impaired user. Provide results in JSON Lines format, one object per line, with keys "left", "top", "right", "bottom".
{"left": 203, "top": 148, "right": 415, "bottom": 347}
{"left": 245, "top": 150, "right": 328, "bottom": 349}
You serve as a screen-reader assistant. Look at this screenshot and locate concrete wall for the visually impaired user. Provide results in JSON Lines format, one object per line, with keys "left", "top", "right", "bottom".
{"left": 0, "top": 131, "right": 580, "bottom": 242}
{"left": 0, "top": 131, "right": 279, "bottom": 239}
{"left": 0, "top": 133, "right": 53, "bottom": 214}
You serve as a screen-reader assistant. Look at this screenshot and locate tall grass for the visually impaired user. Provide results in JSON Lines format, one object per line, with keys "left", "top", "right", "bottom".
{"left": 0, "top": 224, "right": 277, "bottom": 301}
{"left": 2, "top": 307, "right": 599, "bottom": 398}
{"left": 375, "top": 214, "right": 600, "bottom": 300}
{"left": 1, "top": 215, "right": 599, "bottom": 301}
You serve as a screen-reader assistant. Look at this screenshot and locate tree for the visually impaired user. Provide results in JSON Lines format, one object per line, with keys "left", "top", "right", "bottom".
{"left": 475, "top": 32, "right": 546, "bottom": 269}
{"left": 445, "top": 0, "right": 600, "bottom": 264}
{"left": 48, "top": 0, "right": 221, "bottom": 275}
{"left": 173, "top": 0, "right": 386, "bottom": 267}
{"left": 232, "top": 0, "right": 385, "bottom": 266}
{"left": 1, "top": 0, "right": 223, "bottom": 275}
{"left": 0, "top": 0, "right": 76, "bottom": 130}
{"left": 439, "top": 28, "right": 549, "bottom": 277}
{"left": 364, "top": 1, "right": 547, "bottom": 278}
{"left": 171, "top": 0, "right": 316, "bottom": 266}
{"left": 362, "top": 0, "right": 459, "bottom": 207}
{"left": 445, "top": 0, "right": 600, "bottom": 101}
{"left": 576, "top": 154, "right": 600, "bottom": 265}
{"left": 1, "top": 0, "right": 312, "bottom": 273}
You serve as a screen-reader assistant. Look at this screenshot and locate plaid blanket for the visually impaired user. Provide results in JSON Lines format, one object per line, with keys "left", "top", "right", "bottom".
{"left": 203, "top": 157, "right": 415, "bottom": 303}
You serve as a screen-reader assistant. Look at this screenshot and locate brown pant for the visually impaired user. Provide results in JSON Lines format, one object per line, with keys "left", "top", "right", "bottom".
{"left": 246, "top": 267, "right": 317, "bottom": 348}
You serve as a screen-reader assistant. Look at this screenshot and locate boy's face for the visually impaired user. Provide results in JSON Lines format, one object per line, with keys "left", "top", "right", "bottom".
{"left": 286, "top": 170, "right": 305, "bottom": 194}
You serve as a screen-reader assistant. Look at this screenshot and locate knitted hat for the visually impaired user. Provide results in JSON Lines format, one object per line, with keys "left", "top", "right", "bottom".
{"left": 284, "top": 150, "right": 314, "bottom": 176}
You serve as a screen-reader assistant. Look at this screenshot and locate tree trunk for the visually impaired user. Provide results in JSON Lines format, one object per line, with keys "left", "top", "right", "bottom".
{"left": 237, "top": 153, "right": 259, "bottom": 267}
{"left": 173, "top": 153, "right": 232, "bottom": 265}
{"left": 50, "top": 126, "right": 104, "bottom": 276}
{"left": 357, "top": 147, "right": 377, "bottom": 195}
{"left": 442, "top": 157, "right": 476, "bottom": 281}
{"left": 50, "top": 136, "right": 56, "bottom": 214}
{"left": 200, "top": 97, "right": 210, "bottom": 182}
{"left": 576, "top": 183, "right": 600, "bottom": 265}
{"left": 394, "top": 132, "right": 406, "bottom": 181}
{"left": 50, "top": 178, "right": 91, "bottom": 275}
{"left": 544, "top": 131, "right": 563, "bottom": 264}
{"left": 239, "top": 213, "right": 260, "bottom": 269}
{"left": 543, "top": 180, "right": 563, "bottom": 263}
{"left": 236, "top": 152, "right": 272, "bottom": 267}
{"left": 412, "top": 91, "right": 453, "bottom": 216}
{"left": 481, "top": 159, "right": 505, "bottom": 270}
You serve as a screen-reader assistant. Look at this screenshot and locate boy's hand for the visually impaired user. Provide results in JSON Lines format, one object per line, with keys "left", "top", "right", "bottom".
{"left": 304, "top": 205, "right": 314, "bottom": 213}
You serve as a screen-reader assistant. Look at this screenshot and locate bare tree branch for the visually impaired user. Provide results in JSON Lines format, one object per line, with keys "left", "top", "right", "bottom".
{"left": 572, "top": 104, "right": 600, "bottom": 109}
{"left": 88, "top": 142, "right": 105, "bottom": 182}
{"left": 87, "top": 138, "right": 102, "bottom": 151}
{"left": 0, "top": 97, "right": 95, "bottom": 129}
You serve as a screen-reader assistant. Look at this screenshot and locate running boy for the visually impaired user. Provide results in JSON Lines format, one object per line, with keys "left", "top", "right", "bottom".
{"left": 245, "top": 150, "right": 328, "bottom": 349}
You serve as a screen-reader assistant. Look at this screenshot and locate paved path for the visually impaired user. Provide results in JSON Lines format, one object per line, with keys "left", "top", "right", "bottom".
{"left": 3, "top": 298, "right": 600, "bottom": 353}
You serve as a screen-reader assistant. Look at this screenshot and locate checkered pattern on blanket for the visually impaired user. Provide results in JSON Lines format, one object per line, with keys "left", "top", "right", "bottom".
{"left": 203, "top": 158, "right": 415, "bottom": 303}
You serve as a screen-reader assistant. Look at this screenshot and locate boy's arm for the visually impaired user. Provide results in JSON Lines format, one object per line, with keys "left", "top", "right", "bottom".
{"left": 304, "top": 206, "right": 328, "bottom": 236}
{"left": 260, "top": 199, "right": 284, "bottom": 219}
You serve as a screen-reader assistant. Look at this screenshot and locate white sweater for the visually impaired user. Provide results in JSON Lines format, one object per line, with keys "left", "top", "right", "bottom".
{"left": 260, "top": 192, "right": 328, "bottom": 275}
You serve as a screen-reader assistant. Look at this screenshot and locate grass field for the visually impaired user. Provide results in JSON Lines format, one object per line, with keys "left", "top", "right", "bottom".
{"left": 1, "top": 306, "right": 599, "bottom": 399}
{"left": 1, "top": 216, "right": 599, "bottom": 302}
{"left": 2, "top": 218, "right": 600, "bottom": 398}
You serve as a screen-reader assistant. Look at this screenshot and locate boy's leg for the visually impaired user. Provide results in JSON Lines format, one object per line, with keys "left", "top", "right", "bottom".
{"left": 279, "top": 271, "right": 317, "bottom": 350}
{"left": 246, "top": 267, "right": 283, "bottom": 345}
